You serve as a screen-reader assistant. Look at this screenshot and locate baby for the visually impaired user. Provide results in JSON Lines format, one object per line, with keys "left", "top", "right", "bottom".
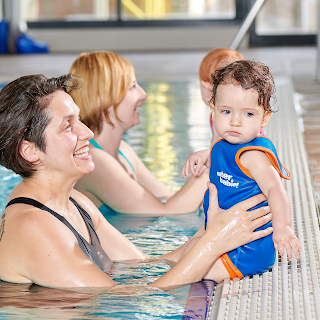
{"left": 181, "top": 60, "right": 301, "bottom": 281}
{"left": 198, "top": 48, "right": 245, "bottom": 141}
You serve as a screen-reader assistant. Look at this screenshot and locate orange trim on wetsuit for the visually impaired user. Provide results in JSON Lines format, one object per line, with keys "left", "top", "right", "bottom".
{"left": 235, "top": 135, "right": 291, "bottom": 180}
{"left": 220, "top": 253, "right": 244, "bottom": 280}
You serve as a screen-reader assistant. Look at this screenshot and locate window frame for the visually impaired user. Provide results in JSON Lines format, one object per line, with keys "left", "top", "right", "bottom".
{"left": 26, "top": 0, "right": 316, "bottom": 47}
{"left": 26, "top": 0, "right": 246, "bottom": 29}
{"left": 248, "top": 0, "right": 316, "bottom": 47}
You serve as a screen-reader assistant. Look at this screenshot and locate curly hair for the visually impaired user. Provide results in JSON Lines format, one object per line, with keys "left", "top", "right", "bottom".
{"left": 210, "top": 60, "right": 275, "bottom": 112}
{"left": 0, "top": 73, "right": 81, "bottom": 178}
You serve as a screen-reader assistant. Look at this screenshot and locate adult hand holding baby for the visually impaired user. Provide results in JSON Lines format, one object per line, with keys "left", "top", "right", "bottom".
{"left": 205, "top": 182, "right": 273, "bottom": 256}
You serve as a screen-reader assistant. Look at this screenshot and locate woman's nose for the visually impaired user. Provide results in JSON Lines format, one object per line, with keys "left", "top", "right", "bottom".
{"left": 139, "top": 86, "right": 147, "bottom": 101}
{"left": 78, "top": 121, "right": 94, "bottom": 140}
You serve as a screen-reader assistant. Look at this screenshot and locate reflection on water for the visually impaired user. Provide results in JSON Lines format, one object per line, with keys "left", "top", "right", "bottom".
{"left": 186, "top": 81, "right": 212, "bottom": 151}
{"left": 0, "top": 278, "right": 214, "bottom": 320}
{"left": 107, "top": 212, "right": 204, "bottom": 257}
{"left": 0, "top": 80, "right": 212, "bottom": 319}
{"left": 142, "top": 83, "right": 176, "bottom": 185}
{"left": 125, "top": 80, "right": 211, "bottom": 193}
{"left": 0, "top": 166, "right": 21, "bottom": 213}
{"left": 0, "top": 281, "right": 97, "bottom": 319}
{"left": 183, "top": 280, "right": 215, "bottom": 319}
{"left": 94, "top": 285, "right": 188, "bottom": 320}
{"left": 0, "top": 279, "right": 189, "bottom": 320}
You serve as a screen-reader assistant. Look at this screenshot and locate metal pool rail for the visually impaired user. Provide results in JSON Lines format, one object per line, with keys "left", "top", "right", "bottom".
{"left": 206, "top": 75, "right": 320, "bottom": 320}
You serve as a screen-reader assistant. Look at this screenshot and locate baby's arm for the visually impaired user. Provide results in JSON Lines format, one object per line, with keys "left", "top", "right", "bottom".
{"left": 181, "top": 149, "right": 210, "bottom": 178}
{"left": 240, "top": 150, "right": 302, "bottom": 260}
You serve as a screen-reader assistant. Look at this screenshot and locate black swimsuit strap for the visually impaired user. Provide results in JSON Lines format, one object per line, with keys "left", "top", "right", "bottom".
{"left": 5, "top": 197, "right": 113, "bottom": 273}
{"left": 68, "top": 197, "right": 100, "bottom": 246}
{"left": 6, "top": 197, "right": 89, "bottom": 244}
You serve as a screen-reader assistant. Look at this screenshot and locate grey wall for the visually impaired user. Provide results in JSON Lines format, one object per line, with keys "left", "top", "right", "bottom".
{"left": 28, "top": 25, "right": 247, "bottom": 53}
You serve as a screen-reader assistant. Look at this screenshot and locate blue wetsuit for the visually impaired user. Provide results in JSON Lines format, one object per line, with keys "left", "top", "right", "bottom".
{"left": 89, "top": 139, "right": 135, "bottom": 214}
{"left": 203, "top": 136, "right": 291, "bottom": 279}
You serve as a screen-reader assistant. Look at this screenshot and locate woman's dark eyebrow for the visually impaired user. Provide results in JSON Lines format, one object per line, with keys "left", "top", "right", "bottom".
{"left": 58, "top": 114, "right": 75, "bottom": 127}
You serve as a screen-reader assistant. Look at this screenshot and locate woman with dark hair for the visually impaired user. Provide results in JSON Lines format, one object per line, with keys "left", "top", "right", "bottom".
{"left": 0, "top": 73, "right": 272, "bottom": 288}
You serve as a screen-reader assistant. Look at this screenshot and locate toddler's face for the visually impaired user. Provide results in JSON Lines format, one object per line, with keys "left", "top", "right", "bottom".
{"left": 211, "top": 83, "right": 271, "bottom": 144}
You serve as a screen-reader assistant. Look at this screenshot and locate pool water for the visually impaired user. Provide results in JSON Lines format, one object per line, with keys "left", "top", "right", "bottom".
{"left": 0, "top": 80, "right": 212, "bottom": 319}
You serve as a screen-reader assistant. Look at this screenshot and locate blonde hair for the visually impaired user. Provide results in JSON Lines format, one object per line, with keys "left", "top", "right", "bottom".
{"left": 69, "top": 51, "right": 134, "bottom": 134}
{"left": 199, "top": 48, "right": 244, "bottom": 82}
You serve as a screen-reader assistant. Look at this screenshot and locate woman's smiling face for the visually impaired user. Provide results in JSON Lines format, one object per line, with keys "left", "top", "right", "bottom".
{"left": 113, "top": 75, "right": 147, "bottom": 130}
{"left": 40, "top": 90, "right": 95, "bottom": 179}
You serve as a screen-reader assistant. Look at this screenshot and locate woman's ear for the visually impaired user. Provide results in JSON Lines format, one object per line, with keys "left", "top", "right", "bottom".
{"left": 261, "top": 111, "right": 272, "bottom": 128}
{"left": 200, "top": 81, "right": 211, "bottom": 106}
{"left": 20, "top": 141, "right": 39, "bottom": 163}
{"left": 102, "top": 106, "right": 116, "bottom": 126}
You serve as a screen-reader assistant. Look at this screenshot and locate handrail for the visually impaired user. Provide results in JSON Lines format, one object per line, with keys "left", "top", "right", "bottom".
{"left": 229, "top": 0, "right": 266, "bottom": 50}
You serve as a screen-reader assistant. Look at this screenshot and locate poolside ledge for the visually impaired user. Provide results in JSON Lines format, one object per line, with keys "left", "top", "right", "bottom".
{"left": 206, "top": 74, "right": 320, "bottom": 320}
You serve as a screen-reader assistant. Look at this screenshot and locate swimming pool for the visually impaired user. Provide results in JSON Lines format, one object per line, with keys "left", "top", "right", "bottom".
{"left": 0, "top": 79, "right": 212, "bottom": 319}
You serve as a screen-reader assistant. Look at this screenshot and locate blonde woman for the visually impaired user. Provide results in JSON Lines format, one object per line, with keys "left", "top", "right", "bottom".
{"left": 69, "top": 52, "right": 209, "bottom": 215}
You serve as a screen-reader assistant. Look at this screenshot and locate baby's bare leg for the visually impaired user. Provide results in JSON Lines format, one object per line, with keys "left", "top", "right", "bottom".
{"left": 180, "top": 236, "right": 230, "bottom": 283}
{"left": 203, "top": 258, "right": 230, "bottom": 283}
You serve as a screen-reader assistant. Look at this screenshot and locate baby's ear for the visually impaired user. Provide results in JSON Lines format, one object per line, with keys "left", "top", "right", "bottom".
{"left": 261, "top": 111, "right": 272, "bottom": 128}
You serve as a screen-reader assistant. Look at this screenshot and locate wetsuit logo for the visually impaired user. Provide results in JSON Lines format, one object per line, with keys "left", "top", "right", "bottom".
{"left": 217, "top": 171, "right": 239, "bottom": 188}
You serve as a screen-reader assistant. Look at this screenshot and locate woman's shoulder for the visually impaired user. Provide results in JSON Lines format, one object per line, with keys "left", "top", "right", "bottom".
{"left": 4, "top": 186, "right": 51, "bottom": 225}
{"left": 0, "top": 195, "right": 72, "bottom": 256}
{"left": 70, "top": 189, "right": 101, "bottom": 225}
{"left": 70, "top": 188, "right": 96, "bottom": 209}
{"left": 120, "top": 140, "right": 139, "bottom": 158}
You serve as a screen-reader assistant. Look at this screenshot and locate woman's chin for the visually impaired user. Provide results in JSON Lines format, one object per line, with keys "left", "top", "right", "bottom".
{"left": 85, "top": 161, "right": 95, "bottom": 174}
{"left": 134, "top": 116, "right": 141, "bottom": 126}
{"left": 124, "top": 120, "right": 140, "bottom": 131}
{"left": 74, "top": 158, "right": 95, "bottom": 176}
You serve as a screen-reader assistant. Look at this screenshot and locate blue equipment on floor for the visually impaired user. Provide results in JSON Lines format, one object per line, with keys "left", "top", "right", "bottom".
{"left": 15, "top": 34, "right": 49, "bottom": 54}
